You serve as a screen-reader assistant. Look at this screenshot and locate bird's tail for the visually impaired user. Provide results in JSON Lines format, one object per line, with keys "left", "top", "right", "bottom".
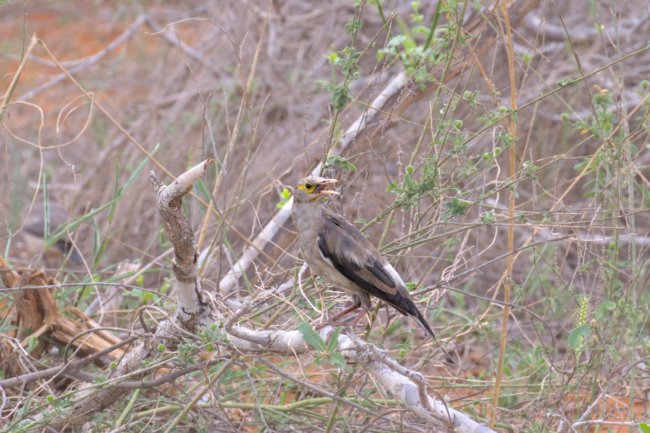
{"left": 413, "top": 308, "right": 436, "bottom": 339}
{"left": 412, "top": 308, "right": 454, "bottom": 363}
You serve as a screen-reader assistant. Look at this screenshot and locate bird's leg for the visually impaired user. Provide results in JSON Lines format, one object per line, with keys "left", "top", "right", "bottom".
{"left": 328, "top": 297, "right": 361, "bottom": 324}
{"left": 343, "top": 306, "right": 371, "bottom": 328}
{"left": 316, "top": 296, "right": 361, "bottom": 329}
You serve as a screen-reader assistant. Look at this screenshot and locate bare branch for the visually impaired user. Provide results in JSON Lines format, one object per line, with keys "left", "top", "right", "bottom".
{"left": 0, "top": 336, "right": 138, "bottom": 389}
{"left": 225, "top": 317, "right": 493, "bottom": 433}
{"left": 151, "top": 159, "right": 214, "bottom": 321}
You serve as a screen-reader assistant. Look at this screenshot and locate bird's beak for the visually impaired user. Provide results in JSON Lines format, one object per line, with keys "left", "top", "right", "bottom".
{"left": 317, "top": 178, "right": 339, "bottom": 197}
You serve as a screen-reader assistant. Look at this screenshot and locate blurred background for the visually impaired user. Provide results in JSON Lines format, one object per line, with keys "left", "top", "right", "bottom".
{"left": 0, "top": 0, "right": 648, "bottom": 431}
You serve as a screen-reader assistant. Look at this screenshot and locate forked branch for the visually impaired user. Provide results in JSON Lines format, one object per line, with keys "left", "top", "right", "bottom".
{"left": 42, "top": 159, "right": 493, "bottom": 431}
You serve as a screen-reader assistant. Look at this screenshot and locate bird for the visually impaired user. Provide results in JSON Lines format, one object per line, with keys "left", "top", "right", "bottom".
{"left": 23, "top": 201, "right": 83, "bottom": 265}
{"left": 291, "top": 175, "right": 439, "bottom": 340}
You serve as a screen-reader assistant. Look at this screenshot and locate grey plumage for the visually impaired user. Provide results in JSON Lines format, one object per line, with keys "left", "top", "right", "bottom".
{"left": 24, "top": 201, "right": 83, "bottom": 265}
{"left": 291, "top": 176, "right": 437, "bottom": 339}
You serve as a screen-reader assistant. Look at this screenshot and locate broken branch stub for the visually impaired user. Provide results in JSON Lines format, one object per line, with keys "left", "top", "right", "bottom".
{"left": 150, "top": 158, "right": 214, "bottom": 322}
{"left": 149, "top": 160, "right": 494, "bottom": 431}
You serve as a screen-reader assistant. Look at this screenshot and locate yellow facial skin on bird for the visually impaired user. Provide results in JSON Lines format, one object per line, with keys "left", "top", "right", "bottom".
{"left": 295, "top": 177, "right": 339, "bottom": 202}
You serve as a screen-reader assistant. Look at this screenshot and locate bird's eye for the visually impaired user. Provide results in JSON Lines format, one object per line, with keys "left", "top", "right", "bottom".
{"left": 305, "top": 183, "right": 313, "bottom": 190}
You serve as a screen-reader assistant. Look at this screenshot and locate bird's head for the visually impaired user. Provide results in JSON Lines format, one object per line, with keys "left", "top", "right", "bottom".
{"left": 293, "top": 176, "right": 339, "bottom": 203}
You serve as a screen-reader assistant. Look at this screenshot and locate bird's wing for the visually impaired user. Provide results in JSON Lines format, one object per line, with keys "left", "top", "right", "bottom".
{"left": 317, "top": 212, "right": 399, "bottom": 296}
{"left": 318, "top": 211, "right": 439, "bottom": 339}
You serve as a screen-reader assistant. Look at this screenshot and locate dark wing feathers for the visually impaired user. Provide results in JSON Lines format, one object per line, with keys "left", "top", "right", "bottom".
{"left": 319, "top": 214, "right": 397, "bottom": 295}
{"left": 368, "top": 259, "right": 396, "bottom": 290}
{"left": 317, "top": 212, "right": 439, "bottom": 341}
{"left": 318, "top": 213, "right": 421, "bottom": 317}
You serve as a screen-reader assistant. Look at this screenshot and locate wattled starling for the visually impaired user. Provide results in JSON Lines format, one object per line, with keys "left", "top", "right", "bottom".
{"left": 291, "top": 175, "right": 438, "bottom": 339}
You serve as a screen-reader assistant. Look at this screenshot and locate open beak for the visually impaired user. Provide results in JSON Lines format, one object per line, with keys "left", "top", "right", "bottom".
{"left": 310, "top": 178, "right": 339, "bottom": 201}
{"left": 317, "top": 178, "right": 339, "bottom": 196}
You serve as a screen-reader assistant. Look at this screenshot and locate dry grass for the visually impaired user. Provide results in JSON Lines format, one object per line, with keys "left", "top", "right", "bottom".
{"left": 0, "top": 0, "right": 649, "bottom": 432}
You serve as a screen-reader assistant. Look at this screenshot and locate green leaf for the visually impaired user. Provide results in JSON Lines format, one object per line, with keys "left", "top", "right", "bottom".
{"left": 24, "top": 335, "right": 38, "bottom": 353}
{"left": 639, "top": 422, "right": 650, "bottom": 433}
{"left": 595, "top": 300, "right": 616, "bottom": 321}
{"left": 329, "top": 352, "right": 347, "bottom": 370}
{"left": 442, "top": 197, "right": 471, "bottom": 220}
{"left": 412, "top": 25, "right": 430, "bottom": 35}
{"left": 277, "top": 187, "right": 293, "bottom": 209}
{"left": 326, "top": 155, "right": 357, "bottom": 172}
{"left": 402, "top": 34, "right": 416, "bottom": 52}
{"left": 405, "top": 281, "right": 418, "bottom": 291}
{"left": 327, "top": 327, "right": 342, "bottom": 352}
{"left": 331, "top": 85, "right": 349, "bottom": 111}
{"left": 557, "top": 78, "right": 576, "bottom": 88}
{"left": 142, "top": 290, "right": 153, "bottom": 303}
{"left": 568, "top": 324, "right": 592, "bottom": 350}
{"left": 298, "top": 323, "right": 326, "bottom": 352}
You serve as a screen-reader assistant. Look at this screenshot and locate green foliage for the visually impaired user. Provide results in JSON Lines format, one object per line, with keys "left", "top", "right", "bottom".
{"left": 462, "top": 89, "right": 480, "bottom": 108}
{"left": 199, "top": 322, "right": 226, "bottom": 346}
{"left": 404, "top": 281, "right": 418, "bottom": 291}
{"left": 569, "top": 296, "right": 591, "bottom": 355}
{"left": 522, "top": 161, "right": 539, "bottom": 179}
{"left": 557, "top": 77, "right": 577, "bottom": 88}
{"left": 442, "top": 197, "right": 471, "bottom": 220}
{"left": 354, "top": 216, "right": 368, "bottom": 225}
{"left": 330, "top": 84, "right": 350, "bottom": 111}
{"left": 595, "top": 300, "right": 616, "bottom": 321}
{"left": 345, "top": 16, "right": 362, "bottom": 35}
{"left": 375, "top": 0, "right": 457, "bottom": 83}
{"left": 298, "top": 323, "right": 347, "bottom": 370}
{"left": 387, "top": 159, "right": 440, "bottom": 208}
{"left": 568, "top": 324, "right": 592, "bottom": 352}
{"left": 327, "top": 1, "right": 363, "bottom": 113}
{"left": 276, "top": 186, "right": 292, "bottom": 209}
{"left": 328, "top": 46, "right": 361, "bottom": 109}
{"left": 479, "top": 210, "right": 495, "bottom": 224}
{"left": 298, "top": 322, "right": 326, "bottom": 351}
{"left": 130, "top": 287, "right": 153, "bottom": 304}
{"left": 177, "top": 340, "right": 198, "bottom": 365}
{"left": 325, "top": 155, "right": 357, "bottom": 172}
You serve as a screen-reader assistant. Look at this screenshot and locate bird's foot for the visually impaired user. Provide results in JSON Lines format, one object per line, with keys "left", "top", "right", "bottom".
{"left": 325, "top": 301, "right": 361, "bottom": 323}
{"left": 315, "top": 308, "right": 367, "bottom": 330}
